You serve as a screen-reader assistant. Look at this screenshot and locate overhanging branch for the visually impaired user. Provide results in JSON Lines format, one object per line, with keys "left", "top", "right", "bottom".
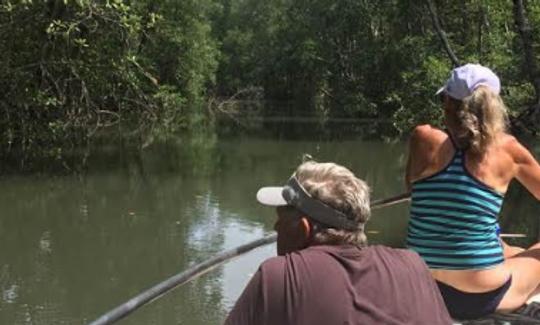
{"left": 426, "top": 0, "right": 460, "bottom": 67}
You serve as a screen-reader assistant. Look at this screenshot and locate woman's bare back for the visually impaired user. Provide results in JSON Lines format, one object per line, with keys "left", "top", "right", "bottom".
{"left": 407, "top": 125, "right": 530, "bottom": 195}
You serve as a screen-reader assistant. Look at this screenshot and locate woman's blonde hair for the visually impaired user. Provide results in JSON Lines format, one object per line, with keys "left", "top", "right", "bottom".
{"left": 447, "top": 86, "right": 508, "bottom": 155}
{"left": 294, "top": 161, "right": 371, "bottom": 247}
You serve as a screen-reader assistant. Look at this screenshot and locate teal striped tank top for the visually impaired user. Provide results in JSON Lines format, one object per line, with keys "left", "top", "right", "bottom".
{"left": 406, "top": 149, "right": 505, "bottom": 270}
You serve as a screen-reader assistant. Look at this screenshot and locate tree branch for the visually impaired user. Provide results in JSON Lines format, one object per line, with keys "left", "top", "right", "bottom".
{"left": 425, "top": 0, "right": 460, "bottom": 67}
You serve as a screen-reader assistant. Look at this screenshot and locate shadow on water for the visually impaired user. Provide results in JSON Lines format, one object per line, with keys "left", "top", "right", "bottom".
{"left": 0, "top": 120, "right": 538, "bottom": 325}
{"left": 215, "top": 100, "right": 397, "bottom": 142}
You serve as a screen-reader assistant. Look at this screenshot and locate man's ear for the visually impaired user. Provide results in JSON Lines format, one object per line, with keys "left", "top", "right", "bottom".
{"left": 299, "top": 217, "right": 312, "bottom": 241}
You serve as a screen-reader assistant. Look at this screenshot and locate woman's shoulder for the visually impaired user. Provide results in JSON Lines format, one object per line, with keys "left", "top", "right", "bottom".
{"left": 497, "top": 133, "right": 540, "bottom": 199}
{"left": 498, "top": 133, "right": 528, "bottom": 156}
{"left": 410, "top": 124, "right": 448, "bottom": 148}
{"left": 487, "top": 133, "right": 534, "bottom": 175}
{"left": 499, "top": 133, "right": 535, "bottom": 163}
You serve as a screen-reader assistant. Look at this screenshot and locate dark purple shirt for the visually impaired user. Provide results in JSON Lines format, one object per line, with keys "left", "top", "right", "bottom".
{"left": 225, "top": 245, "right": 452, "bottom": 325}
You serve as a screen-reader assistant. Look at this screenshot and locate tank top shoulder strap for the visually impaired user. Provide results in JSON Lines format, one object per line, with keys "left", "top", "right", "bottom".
{"left": 444, "top": 129, "right": 464, "bottom": 162}
{"left": 444, "top": 129, "right": 457, "bottom": 149}
{"left": 444, "top": 128, "right": 471, "bottom": 152}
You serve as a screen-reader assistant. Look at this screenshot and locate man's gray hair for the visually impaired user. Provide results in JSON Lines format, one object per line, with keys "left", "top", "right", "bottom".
{"left": 294, "top": 161, "right": 371, "bottom": 247}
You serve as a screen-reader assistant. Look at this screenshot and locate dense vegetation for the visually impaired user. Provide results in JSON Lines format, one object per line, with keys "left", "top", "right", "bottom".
{"left": 1, "top": 0, "right": 540, "bottom": 154}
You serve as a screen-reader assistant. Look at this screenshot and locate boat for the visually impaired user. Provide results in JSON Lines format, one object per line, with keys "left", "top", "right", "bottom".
{"left": 453, "top": 295, "right": 540, "bottom": 324}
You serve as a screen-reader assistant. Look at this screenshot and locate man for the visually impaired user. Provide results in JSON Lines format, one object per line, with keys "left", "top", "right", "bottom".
{"left": 225, "top": 161, "right": 452, "bottom": 325}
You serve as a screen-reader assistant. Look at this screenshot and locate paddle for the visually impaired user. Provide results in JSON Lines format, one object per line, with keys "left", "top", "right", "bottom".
{"left": 88, "top": 192, "right": 411, "bottom": 325}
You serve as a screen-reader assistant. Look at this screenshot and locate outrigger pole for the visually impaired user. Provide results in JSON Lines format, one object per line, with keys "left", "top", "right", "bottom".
{"left": 88, "top": 192, "right": 412, "bottom": 325}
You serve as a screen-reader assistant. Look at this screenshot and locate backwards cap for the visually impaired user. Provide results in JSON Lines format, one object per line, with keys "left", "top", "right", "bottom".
{"left": 436, "top": 63, "right": 500, "bottom": 100}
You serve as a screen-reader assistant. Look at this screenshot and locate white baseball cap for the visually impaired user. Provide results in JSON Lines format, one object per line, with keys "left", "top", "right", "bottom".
{"left": 436, "top": 63, "right": 500, "bottom": 100}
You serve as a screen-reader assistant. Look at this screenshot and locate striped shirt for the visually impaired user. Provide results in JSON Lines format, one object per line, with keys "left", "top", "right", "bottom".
{"left": 406, "top": 150, "right": 505, "bottom": 270}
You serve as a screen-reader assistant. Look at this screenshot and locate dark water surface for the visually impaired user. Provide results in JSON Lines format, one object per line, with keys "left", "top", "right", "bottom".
{"left": 1, "top": 136, "right": 539, "bottom": 324}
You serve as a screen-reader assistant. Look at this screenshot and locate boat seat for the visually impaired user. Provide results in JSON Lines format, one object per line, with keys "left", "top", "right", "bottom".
{"left": 454, "top": 302, "right": 540, "bottom": 325}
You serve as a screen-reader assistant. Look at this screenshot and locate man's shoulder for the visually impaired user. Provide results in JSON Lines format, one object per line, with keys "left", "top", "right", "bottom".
{"left": 257, "top": 246, "right": 341, "bottom": 274}
{"left": 258, "top": 245, "right": 427, "bottom": 270}
{"left": 259, "top": 255, "right": 287, "bottom": 274}
{"left": 366, "top": 245, "right": 418, "bottom": 256}
{"left": 366, "top": 245, "right": 427, "bottom": 265}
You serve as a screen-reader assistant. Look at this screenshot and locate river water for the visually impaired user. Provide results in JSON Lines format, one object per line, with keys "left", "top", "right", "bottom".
{"left": 1, "top": 134, "right": 539, "bottom": 324}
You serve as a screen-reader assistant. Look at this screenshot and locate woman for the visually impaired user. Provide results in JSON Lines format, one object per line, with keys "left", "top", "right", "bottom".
{"left": 405, "top": 63, "right": 540, "bottom": 319}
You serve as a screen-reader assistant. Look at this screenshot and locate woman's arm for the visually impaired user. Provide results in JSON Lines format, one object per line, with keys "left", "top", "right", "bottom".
{"left": 405, "top": 141, "right": 414, "bottom": 192}
{"left": 510, "top": 138, "right": 540, "bottom": 200}
{"left": 405, "top": 125, "right": 442, "bottom": 191}
{"left": 500, "top": 238, "right": 525, "bottom": 259}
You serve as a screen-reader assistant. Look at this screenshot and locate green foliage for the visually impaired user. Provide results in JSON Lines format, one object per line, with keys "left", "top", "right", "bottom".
{"left": 214, "top": 0, "right": 540, "bottom": 134}
{"left": 2, "top": 0, "right": 540, "bottom": 157}
{"left": 0, "top": 0, "right": 218, "bottom": 153}
{"left": 391, "top": 56, "right": 448, "bottom": 133}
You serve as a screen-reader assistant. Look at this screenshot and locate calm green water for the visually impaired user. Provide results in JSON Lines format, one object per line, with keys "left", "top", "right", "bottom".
{"left": 1, "top": 136, "right": 539, "bottom": 324}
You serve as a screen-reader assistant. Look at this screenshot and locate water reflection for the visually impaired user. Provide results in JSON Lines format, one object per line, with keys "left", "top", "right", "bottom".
{"left": 0, "top": 135, "right": 538, "bottom": 324}
{"left": 220, "top": 222, "right": 274, "bottom": 310}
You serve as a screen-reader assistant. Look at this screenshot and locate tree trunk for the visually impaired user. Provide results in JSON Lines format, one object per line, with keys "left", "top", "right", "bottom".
{"left": 425, "top": 0, "right": 460, "bottom": 67}
{"left": 513, "top": 0, "right": 540, "bottom": 105}
{"left": 511, "top": 0, "right": 540, "bottom": 133}
{"left": 477, "top": 6, "right": 488, "bottom": 63}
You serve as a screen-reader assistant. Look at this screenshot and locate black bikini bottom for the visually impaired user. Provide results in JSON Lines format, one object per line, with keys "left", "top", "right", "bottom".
{"left": 436, "top": 276, "right": 512, "bottom": 320}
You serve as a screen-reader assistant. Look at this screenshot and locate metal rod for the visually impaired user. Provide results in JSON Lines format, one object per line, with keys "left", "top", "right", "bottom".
{"left": 371, "top": 192, "right": 411, "bottom": 209}
{"left": 500, "top": 234, "right": 527, "bottom": 238}
{"left": 89, "top": 234, "right": 277, "bottom": 325}
{"left": 88, "top": 192, "right": 412, "bottom": 325}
